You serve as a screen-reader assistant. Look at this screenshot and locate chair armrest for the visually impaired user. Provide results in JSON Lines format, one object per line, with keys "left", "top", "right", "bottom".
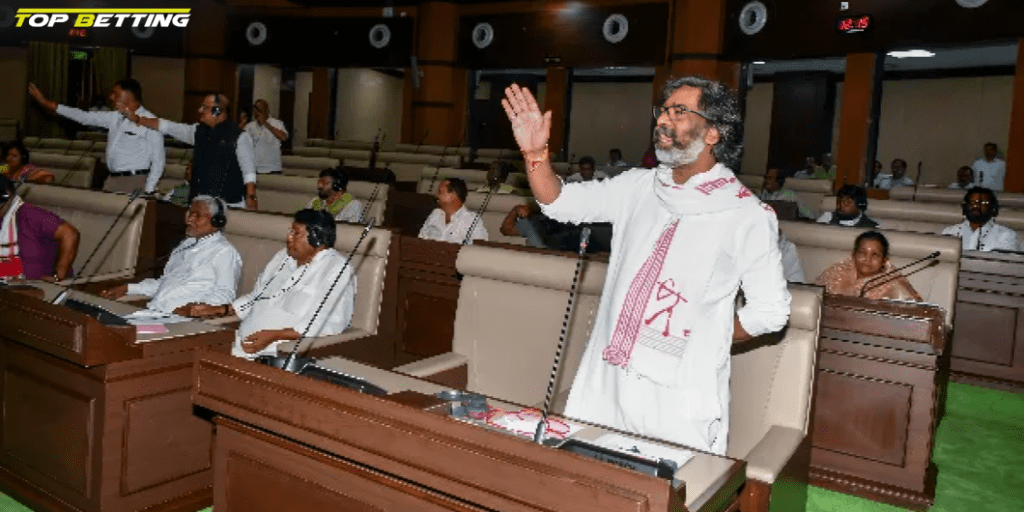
{"left": 276, "top": 328, "right": 371, "bottom": 353}
{"left": 745, "top": 425, "right": 805, "bottom": 484}
{"left": 61, "top": 269, "right": 135, "bottom": 285}
{"left": 393, "top": 352, "right": 468, "bottom": 379}
{"left": 204, "top": 314, "right": 240, "bottom": 326}
{"left": 117, "top": 293, "right": 150, "bottom": 303}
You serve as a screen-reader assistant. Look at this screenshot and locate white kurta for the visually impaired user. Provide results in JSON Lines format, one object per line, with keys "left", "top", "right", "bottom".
{"left": 873, "top": 173, "right": 915, "bottom": 190}
{"left": 542, "top": 164, "right": 791, "bottom": 454}
{"left": 942, "top": 220, "right": 1023, "bottom": 252}
{"left": 418, "top": 206, "right": 489, "bottom": 244}
{"left": 231, "top": 248, "right": 356, "bottom": 358}
{"left": 127, "top": 232, "right": 242, "bottom": 312}
{"left": 971, "top": 158, "right": 1006, "bottom": 191}
{"left": 245, "top": 118, "right": 288, "bottom": 174}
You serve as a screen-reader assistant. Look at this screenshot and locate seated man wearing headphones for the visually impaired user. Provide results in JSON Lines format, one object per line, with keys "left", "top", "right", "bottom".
{"left": 815, "top": 184, "right": 879, "bottom": 228}
{"left": 307, "top": 167, "right": 363, "bottom": 223}
{"left": 184, "top": 209, "right": 357, "bottom": 359}
{"left": 101, "top": 195, "right": 242, "bottom": 314}
{"left": 941, "top": 187, "right": 1023, "bottom": 252}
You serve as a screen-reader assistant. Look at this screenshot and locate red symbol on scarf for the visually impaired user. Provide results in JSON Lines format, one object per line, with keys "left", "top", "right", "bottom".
{"left": 762, "top": 202, "right": 775, "bottom": 213}
{"left": 736, "top": 186, "right": 752, "bottom": 199}
{"left": 644, "top": 278, "right": 688, "bottom": 337}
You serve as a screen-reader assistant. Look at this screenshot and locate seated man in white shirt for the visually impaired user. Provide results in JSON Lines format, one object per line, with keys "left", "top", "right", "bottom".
{"left": 419, "top": 177, "right": 488, "bottom": 244}
{"left": 474, "top": 161, "right": 520, "bottom": 194}
{"left": 606, "top": 148, "right": 630, "bottom": 167}
{"left": 307, "top": 167, "right": 364, "bottom": 223}
{"left": 565, "top": 156, "right": 609, "bottom": 183}
{"left": 816, "top": 185, "right": 880, "bottom": 228}
{"left": 948, "top": 165, "right": 976, "bottom": 190}
{"left": 941, "top": 187, "right": 1023, "bottom": 253}
{"left": 972, "top": 142, "right": 1006, "bottom": 191}
{"left": 246, "top": 99, "right": 289, "bottom": 175}
{"left": 181, "top": 209, "right": 357, "bottom": 358}
{"left": 100, "top": 196, "right": 242, "bottom": 313}
{"left": 873, "top": 158, "right": 914, "bottom": 190}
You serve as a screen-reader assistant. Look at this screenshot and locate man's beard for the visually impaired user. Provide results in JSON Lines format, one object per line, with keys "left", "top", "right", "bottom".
{"left": 965, "top": 209, "right": 992, "bottom": 225}
{"left": 653, "top": 125, "right": 705, "bottom": 167}
{"left": 834, "top": 210, "right": 860, "bottom": 222}
{"left": 318, "top": 188, "right": 330, "bottom": 199}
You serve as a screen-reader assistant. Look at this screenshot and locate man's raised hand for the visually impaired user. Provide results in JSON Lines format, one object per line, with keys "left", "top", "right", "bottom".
{"left": 501, "top": 84, "right": 551, "bottom": 156}
{"left": 27, "top": 83, "right": 57, "bottom": 112}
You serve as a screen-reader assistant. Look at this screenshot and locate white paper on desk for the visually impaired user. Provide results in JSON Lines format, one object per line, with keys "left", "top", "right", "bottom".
{"left": 491, "top": 411, "right": 585, "bottom": 439}
{"left": 122, "top": 309, "right": 191, "bottom": 325}
{"left": 591, "top": 433, "right": 694, "bottom": 468}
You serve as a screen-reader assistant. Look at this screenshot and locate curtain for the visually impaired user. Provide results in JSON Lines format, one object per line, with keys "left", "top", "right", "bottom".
{"left": 93, "top": 47, "right": 128, "bottom": 103}
{"left": 26, "top": 41, "right": 68, "bottom": 138}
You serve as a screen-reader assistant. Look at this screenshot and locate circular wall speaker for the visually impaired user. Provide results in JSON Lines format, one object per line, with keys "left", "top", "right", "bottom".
{"left": 472, "top": 22, "right": 494, "bottom": 49}
{"left": 954, "top": 0, "right": 988, "bottom": 7}
{"left": 603, "top": 14, "right": 629, "bottom": 44}
{"left": 131, "top": 25, "right": 155, "bottom": 39}
{"left": 0, "top": 6, "right": 16, "bottom": 29}
{"left": 369, "top": 24, "right": 391, "bottom": 49}
{"left": 246, "top": 21, "right": 268, "bottom": 46}
{"left": 738, "top": 1, "right": 768, "bottom": 36}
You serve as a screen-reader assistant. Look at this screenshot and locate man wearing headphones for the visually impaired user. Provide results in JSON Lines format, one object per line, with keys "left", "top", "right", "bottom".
{"left": 28, "top": 79, "right": 165, "bottom": 194}
{"left": 941, "top": 187, "right": 1023, "bottom": 252}
{"left": 758, "top": 167, "right": 812, "bottom": 219}
{"left": 120, "top": 94, "right": 258, "bottom": 210}
{"left": 0, "top": 175, "right": 79, "bottom": 282}
{"left": 101, "top": 195, "right": 242, "bottom": 314}
{"left": 307, "top": 168, "right": 363, "bottom": 222}
{"left": 816, "top": 185, "right": 879, "bottom": 228}
{"left": 185, "top": 209, "right": 357, "bottom": 358}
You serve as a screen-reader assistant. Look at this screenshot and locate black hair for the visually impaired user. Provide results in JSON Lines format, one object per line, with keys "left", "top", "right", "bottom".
{"left": 114, "top": 78, "right": 143, "bottom": 104}
{"left": 765, "top": 167, "right": 785, "bottom": 187}
{"left": 294, "top": 208, "right": 337, "bottom": 248}
{"left": 609, "top": 148, "right": 622, "bottom": 158}
{"left": 855, "top": 230, "right": 889, "bottom": 259}
{"left": 891, "top": 158, "right": 907, "bottom": 168}
{"left": 578, "top": 156, "right": 596, "bottom": 168}
{"left": 660, "top": 76, "right": 743, "bottom": 170}
{"left": 445, "top": 177, "right": 468, "bottom": 203}
{"left": 984, "top": 142, "right": 997, "bottom": 151}
{"left": 319, "top": 167, "right": 348, "bottom": 192}
{"left": 836, "top": 184, "right": 868, "bottom": 211}
{"left": 3, "top": 140, "right": 29, "bottom": 166}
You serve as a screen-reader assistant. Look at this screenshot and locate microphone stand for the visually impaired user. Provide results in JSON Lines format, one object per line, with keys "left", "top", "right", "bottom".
{"left": 859, "top": 251, "right": 940, "bottom": 298}
{"left": 534, "top": 227, "right": 591, "bottom": 445}
{"left": 268, "top": 218, "right": 377, "bottom": 373}
{"left": 367, "top": 128, "right": 382, "bottom": 172}
{"left": 912, "top": 161, "right": 922, "bottom": 201}
{"left": 462, "top": 184, "right": 495, "bottom": 246}
{"left": 53, "top": 188, "right": 143, "bottom": 304}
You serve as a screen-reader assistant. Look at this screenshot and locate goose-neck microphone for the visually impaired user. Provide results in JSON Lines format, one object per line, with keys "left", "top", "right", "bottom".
{"left": 859, "top": 251, "right": 940, "bottom": 298}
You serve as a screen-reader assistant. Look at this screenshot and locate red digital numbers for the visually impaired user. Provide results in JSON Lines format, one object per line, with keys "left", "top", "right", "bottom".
{"left": 837, "top": 14, "right": 871, "bottom": 33}
{"left": 856, "top": 16, "right": 870, "bottom": 29}
{"left": 839, "top": 19, "right": 853, "bottom": 31}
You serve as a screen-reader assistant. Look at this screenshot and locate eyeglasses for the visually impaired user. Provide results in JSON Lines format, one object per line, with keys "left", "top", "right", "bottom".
{"left": 966, "top": 200, "right": 991, "bottom": 207}
{"left": 653, "top": 104, "right": 709, "bottom": 121}
{"left": 198, "top": 104, "right": 215, "bottom": 112}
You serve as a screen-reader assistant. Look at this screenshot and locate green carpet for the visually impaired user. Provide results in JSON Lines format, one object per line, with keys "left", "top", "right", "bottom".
{"left": 0, "top": 382, "right": 1020, "bottom": 512}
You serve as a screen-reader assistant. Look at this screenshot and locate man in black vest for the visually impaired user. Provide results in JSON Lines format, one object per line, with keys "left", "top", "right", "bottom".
{"left": 120, "top": 93, "right": 257, "bottom": 210}
{"left": 815, "top": 184, "right": 879, "bottom": 228}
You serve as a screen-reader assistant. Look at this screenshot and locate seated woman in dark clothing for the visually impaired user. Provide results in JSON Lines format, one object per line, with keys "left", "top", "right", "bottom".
{"left": 0, "top": 141, "right": 54, "bottom": 184}
{"left": 815, "top": 230, "right": 922, "bottom": 301}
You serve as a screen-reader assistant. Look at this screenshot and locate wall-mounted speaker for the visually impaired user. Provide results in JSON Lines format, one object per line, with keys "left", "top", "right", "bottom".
{"left": 246, "top": 21, "right": 268, "bottom": 45}
{"left": 603, "top": 14, "right": 628, "bottom": 44}
{"left": 471, "top": 22, "right": 494, "bottom": 49}
{"left": 738, "top": 1, "right": 768, "bottom": 36}
{"left": 954, "top": 0, "right": 988, "bottom": 7}
{"left": 369, "top": 23, "right": 391, "bottom": 49}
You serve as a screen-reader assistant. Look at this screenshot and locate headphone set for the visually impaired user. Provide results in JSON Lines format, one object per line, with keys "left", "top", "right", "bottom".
{"left": 329, "top": 168, "right": 347, "bottom": 192}
{"left": 210, "top": 94, "right": 223, "bottom": 117}
{"left": 962, "top": 190, "right": 999, "bottom": 217}
{"left": 305, "top": 210, "right": 336, "bottom": 248}
{"left": 210, "top": 196, "right": 228, "bottom": 228}
{"left": 836, "top": 185, "right": 868, "bottom": 212}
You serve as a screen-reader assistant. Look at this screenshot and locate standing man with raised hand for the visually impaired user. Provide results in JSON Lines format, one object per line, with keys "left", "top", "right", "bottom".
{"left": 246, "top": 99, "right": 289, "bottom": 175}
{"left": 118, "top": 94, "right": 258, "bottom": 210}
{"left": 28, "top": 79, "right": 165, "bottom": 194}
{"left": 501, "top": 77, "right": 791, "bottom": 455}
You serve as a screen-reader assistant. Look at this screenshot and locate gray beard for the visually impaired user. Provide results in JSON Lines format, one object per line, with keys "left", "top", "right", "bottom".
{"left": 656, "top": 137, "right": 705, "bottom": 167}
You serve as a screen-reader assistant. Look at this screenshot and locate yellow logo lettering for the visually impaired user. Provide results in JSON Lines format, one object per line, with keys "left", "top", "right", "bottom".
{"left": 14, "top": 14, "right": 29, "bottom": 27}
{"left": 73, "top": 14, "right": 94, "bottom": 27}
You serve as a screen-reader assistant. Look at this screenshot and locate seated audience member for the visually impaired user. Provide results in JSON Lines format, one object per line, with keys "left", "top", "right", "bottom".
{"left": 500, "top": 204, "right": 611, "bottom": 253}
{"left": 778, "top": 230, "right": 805, "bottom": 283}
{"left": 793, "top": 156, "right": 816, "bottom": 179}
{"left": 873, "top": 158, "right": 914, "bottom": 190}
{"left": 182, "top": 209, "right": 357, "bottom": 358}
{"left": 0, "top": 175, "right": 79, "bottom": 281}
{"left": 419, "top": 178, "right": 488, "bottom": 244}
{"left": 870, "top": 160, "right": 883, "bottom": 184}
{"left": 0, "top": 141, "right": 54, "bottom": 184}
{"left": 100, "top": 196, "right": 241, "bottom": 313}
{"left": 565, "top": 156, "right": 608, "bottom": 183}
{"left": 972, "top": 142, "right": 1005, "bottom": 191}
{"left": 607, "top": 148, "right": 629, "bottom": 167}
{"left": 941, "top": 187, "right": 1023, "bottom": 253}
{"left": 812, "top": 153, "right": 838, "bottom": 181}
{"left": 815, "top": 230, "right": 923, "bottom": 301}
{"left": 474, "top": 161, "right": 520, "bottom": 194}
{"left": 307, "top": 167, "right": 364, "bottom": 223}
{"left": 758, "top": 167, "right": 812, "bottom": 218}
{"left": 816, "top": 185, "right": 879, "bottom": 228}
{"left": 948, "top": 166, "right": 976, "bottom": 190}
{"left": 163, "top": 162, "right": 192, "bottom": 207}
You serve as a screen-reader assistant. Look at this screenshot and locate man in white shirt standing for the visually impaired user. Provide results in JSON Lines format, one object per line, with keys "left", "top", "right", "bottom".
{"left": 972, "top": 143, "right": 1006, "bottom": 192}
{"left": 246, "top": 99, "right": 289, "bottom": 175}
{"left": 941, "top": 187, "right": 1022, "bottom": 252}
{"left": 501, "top": 77, "right": 790, "bottom": 455}
{"left": 119, "top": 94, "right": 258, "bottom": 210}
{"left": 183, "top": 209, "right": 357, "bottom": 359}
{"left": 28, "top": 80, "right": 165, "bottom": 194}
{"left": 307, "top": 168, "right": 364, "bottom": 223}
{"left": 418, "top": 177, "right": 488, "bottom": 244}
{"left": 100, "top": 196, "right": 242, "bottom": 313}
{"left": 873, "top": 158, "right": 914, "bottom": 190}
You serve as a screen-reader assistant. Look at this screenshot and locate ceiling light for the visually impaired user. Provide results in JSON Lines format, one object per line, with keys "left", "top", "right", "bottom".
{"left": 887, "top": 49, "right": 935, "bottom": 59}
{"left": 752, "top": 61, "right": 766, "bottom": 64}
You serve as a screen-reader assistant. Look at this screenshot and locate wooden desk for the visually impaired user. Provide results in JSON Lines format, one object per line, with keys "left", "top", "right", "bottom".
{"left": 192, "top": 351, "right": 746, "bottom": 512}
{"left": 951, "top": 250, "right": 1024, "bottom": 391}
{"left": 0, "top": 285, "right": 233, "bottom": 512}
{"left": 810, "top": 294, "right": 946, "bottom": 511}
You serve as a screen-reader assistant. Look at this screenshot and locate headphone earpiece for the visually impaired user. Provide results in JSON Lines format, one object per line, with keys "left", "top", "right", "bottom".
{"left": 210, "top": 197, "right": 227, "bottom": 228}
{"left": 306, "top": 224, "right": 326, "bottom": 248}
{"left": 856, "top": 196, "right": 868, "bottom": 212}
{"left": 210, "top": 94, "right": 223, "bottom": 117}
